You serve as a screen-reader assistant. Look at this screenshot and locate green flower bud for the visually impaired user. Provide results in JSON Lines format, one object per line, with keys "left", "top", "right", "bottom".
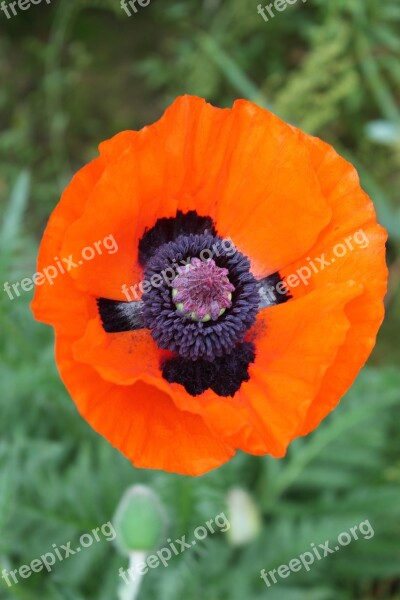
{"left": 114, "top": 485, "right": 167, "bottom": 555}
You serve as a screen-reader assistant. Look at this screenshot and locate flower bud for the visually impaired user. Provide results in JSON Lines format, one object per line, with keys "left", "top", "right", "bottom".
{"left": 226, "top": 488, "right": 261, "bottom": 546}
{"left": 114, "top": 485, "right": 167, "bottom": 554}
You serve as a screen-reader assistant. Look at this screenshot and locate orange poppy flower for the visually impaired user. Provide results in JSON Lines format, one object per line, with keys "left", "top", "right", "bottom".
{"left": 31, "top": 96, "right": 387, "bottom": 475}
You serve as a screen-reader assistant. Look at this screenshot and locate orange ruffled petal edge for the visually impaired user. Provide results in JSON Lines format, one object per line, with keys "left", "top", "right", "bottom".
{"left": 31, "top": 96, "right": 387, "bottom": 475}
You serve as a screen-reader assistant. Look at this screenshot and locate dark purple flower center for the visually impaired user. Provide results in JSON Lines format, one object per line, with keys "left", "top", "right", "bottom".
{"left": 141, "top": 233, "right": 260, "bottom": 362}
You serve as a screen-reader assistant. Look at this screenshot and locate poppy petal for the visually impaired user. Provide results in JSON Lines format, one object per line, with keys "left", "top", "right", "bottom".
{"left": 165, "top": 281, "right": 363, "bottom": 456}
{"left": 31, "top": 158, "right": 105, "bottom": 331}
{"left": 210, "top": 100, "right": 333, "bottom": 278}
{"left": 72, "top": 315, "right": 165, "bottom": 385}
{"left": 56, "top": 329, "right": 235, "bottom": 475}
{"left": 281, "top": 133, "right": 388, "bottom": 434}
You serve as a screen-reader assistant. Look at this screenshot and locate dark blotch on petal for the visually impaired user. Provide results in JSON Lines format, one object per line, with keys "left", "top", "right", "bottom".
{"left": 97, "top": 298, "right": 145, "bottom": 332}
{"left": 139, "top": 210, "right": 216, "bottom": 266}
{"left": 258, "top": 272, "right": 292, "bottom": 308}
{"left": 162, "top": 342, "right": 255, "bottom": 397}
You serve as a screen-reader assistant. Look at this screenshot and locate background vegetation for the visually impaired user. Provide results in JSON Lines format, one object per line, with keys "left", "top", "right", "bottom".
{"left": 0, "top": 0, "right": 399, "bottom": 598}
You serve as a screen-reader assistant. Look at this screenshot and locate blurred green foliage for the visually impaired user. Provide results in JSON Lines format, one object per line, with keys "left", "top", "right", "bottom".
{"left": 0, "top": 0, "right": 399, "bottom": 598}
